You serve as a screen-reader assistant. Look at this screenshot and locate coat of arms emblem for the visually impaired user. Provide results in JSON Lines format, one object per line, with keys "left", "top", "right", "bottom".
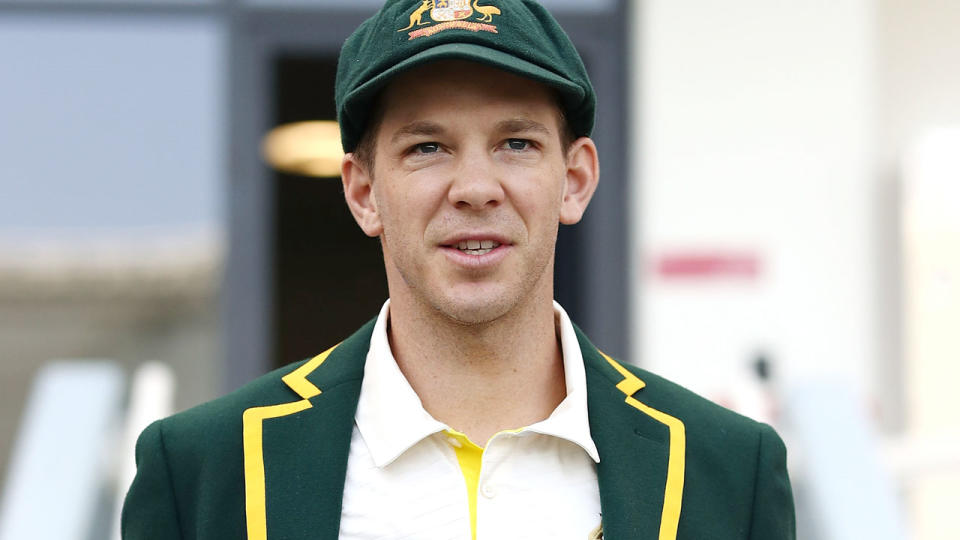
{"left": 398, "top": 0, "right": 503, "bottom": 39}
{"left": 431, "top": 0, "right": 472, "bottom": 22}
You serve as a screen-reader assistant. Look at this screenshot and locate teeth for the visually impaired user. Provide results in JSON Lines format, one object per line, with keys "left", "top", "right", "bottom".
{"left": 454, "top": 239, "right": 501, "bottom": 255}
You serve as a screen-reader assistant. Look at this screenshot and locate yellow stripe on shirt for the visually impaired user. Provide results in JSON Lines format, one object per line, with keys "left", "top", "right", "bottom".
{"left": 446, "top": 429, "right": 483, "bottom": 540}
{"left": 445, "top": 428, "right": 525, "bottom": 540}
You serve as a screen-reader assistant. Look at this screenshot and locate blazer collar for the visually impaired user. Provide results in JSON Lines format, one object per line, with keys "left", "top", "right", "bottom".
{"left": 243, "top": 318, "right": 376, "bottom": 540}
{"left": 579, "top": 326, "right": 686, "bottom": 540}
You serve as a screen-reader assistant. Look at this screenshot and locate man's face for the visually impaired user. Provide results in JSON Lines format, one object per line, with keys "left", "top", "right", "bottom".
{"left": 347, "top": 60, "right": 595, "bottom": 325}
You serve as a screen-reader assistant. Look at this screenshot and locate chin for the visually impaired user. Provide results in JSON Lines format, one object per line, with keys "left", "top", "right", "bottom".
{"left": 430, "top": 294, "right": 517, "bottom": 327}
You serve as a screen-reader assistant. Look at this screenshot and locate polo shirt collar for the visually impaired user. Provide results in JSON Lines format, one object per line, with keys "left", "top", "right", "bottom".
{"left": 529, "top": 303, "right": 601, "bottom": 463}
{"left": 354, "top": 300, "right": 600, "bottom": 468}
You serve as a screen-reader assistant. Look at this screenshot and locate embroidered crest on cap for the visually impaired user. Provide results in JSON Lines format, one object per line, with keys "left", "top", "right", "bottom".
{"left": 397, "top": 0, "right": 502, "bottom": 40}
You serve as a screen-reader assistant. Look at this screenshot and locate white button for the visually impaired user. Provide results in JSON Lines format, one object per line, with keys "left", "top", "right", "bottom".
{"left": 481, "top": 482, "right": 496, "bottom": 498}
{"left": 446, "top": 437, "right": 462, "bottom": 448}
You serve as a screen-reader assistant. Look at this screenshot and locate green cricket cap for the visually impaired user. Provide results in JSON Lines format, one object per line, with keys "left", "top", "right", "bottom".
{"left": 335, "top": 0, "right": 596, "bottom": 152}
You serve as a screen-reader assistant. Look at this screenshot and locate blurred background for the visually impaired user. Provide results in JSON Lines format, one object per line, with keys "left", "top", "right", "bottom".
{"left": 0, "top": 0, "right": 957, "bottom": 538}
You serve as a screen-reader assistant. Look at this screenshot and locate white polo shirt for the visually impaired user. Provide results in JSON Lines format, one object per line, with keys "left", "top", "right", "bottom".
{"left": 339, "top": 300, "right": 602, "bottom": 540}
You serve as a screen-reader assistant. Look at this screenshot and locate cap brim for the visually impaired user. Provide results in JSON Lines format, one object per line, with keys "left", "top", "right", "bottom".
{"left": 340, "top": 42, "right": 585, "bottom": 150}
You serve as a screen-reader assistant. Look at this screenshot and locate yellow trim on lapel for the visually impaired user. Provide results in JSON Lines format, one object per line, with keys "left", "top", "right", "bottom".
{"left": 281, "top": 344, "right": 338, "bottom": 399}
{"left": 243, "top": 401, "right": 312, "bottom": 540}
{"left": 601, "top": 352, "right": 686, "bottom": 540}
{"left": 604, "top": 352, "right": 646, "bottom": 395}
{"left": 243, "top": 344, "right": 338, "bottom": 540}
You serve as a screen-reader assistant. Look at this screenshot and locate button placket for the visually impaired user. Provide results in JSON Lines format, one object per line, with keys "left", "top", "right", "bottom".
{"left": 480, "top": 480, "right": 496, "bottom": 498}
{"left": 478, "top": 437, "right": 507, "bottom": 500}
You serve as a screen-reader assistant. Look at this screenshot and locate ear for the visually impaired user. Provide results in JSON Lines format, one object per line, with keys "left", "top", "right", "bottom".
{"left": 559, "top": 137, "right": 600, "bottom": 225}
{"left": 341, "top": 153, "right": 383, "bottom": 237}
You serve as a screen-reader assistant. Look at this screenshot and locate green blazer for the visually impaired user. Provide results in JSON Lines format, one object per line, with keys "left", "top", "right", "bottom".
{"left": 122, "top": 319, "right": 795, "bottom": 539}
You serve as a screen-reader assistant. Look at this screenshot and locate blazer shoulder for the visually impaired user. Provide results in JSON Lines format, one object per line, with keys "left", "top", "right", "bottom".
{"left": 153, "top": 316, "right": 376, "bottom": 443}
{"left": 576, "top": 324, "right": 768, "bottom": 439}
{"left": 621, "top": 361, "right": 776, "bottom": 440}
{"left": 620, "top": 361, "right": 791, "bottom": 483}
{"left": 123, "top": 357, "right": 323, "bottom": 540}
{"left": 621, "top": 362, "right": 794, "bottom": 537}
{"left": 147, "top": 360, "right": 307, "bottom": 453}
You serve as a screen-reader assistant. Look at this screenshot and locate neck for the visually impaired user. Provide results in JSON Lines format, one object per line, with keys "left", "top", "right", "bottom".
{"left": 386, "top": 285, "right": 566, "bottom": 446}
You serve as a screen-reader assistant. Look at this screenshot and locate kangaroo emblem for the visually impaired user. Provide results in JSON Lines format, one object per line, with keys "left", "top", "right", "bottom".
{"left": 398, "top": 0, "right": 433, "bottom": 32}
{"left": 472, "top": 0, "right": 501, "bottom": 23}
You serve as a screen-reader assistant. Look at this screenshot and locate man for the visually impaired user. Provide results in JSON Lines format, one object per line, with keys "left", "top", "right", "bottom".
{"left": 122, "top": 1, "right": 795, "bottom": 539}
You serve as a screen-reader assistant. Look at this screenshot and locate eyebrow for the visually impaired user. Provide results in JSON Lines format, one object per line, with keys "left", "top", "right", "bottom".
{"left": 390, "top": 121, "right": 446, "bottom": 144}
{"left": 495, "top": 118, "right": 552, "bottom": 136}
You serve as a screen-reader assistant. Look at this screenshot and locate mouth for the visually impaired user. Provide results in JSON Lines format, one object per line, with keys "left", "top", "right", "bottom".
{"left": 453, "top": 239, "right": 501, "bottom": 256}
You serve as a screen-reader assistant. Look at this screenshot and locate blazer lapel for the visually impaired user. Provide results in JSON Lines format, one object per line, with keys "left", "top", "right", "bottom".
{"left": 243, "top": 319, "right": 376, "bottom": 540}
{"left": 579, "top": 327, "right": 686, "bottom": 540}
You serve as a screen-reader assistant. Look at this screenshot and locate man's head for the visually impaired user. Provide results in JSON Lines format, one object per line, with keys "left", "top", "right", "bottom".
{"left": 337, "top": 1, "right": 599, "bottom": 325}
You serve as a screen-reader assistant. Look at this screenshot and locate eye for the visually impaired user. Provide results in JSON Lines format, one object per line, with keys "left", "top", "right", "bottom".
{"left": 505, "top": 138, "right": 531, "bottom": 151}
{"left": 413, "top": 142, "right": 441, "bottom": 154}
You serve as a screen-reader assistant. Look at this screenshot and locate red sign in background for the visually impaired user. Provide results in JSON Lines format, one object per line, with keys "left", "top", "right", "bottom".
{"left": 653, "top": 253, "right": 761, "bottom": 280}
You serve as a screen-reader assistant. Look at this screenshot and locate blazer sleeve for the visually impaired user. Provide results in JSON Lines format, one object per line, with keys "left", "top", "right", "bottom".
{"left": 121, "top": 420, "right": 183, "bottom": 540}
{"left": 748, "top": 423, "right": 796, "bottom": 540}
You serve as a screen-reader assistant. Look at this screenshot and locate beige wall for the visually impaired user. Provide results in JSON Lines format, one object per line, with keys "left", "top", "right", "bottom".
{"left": 878, "top": 0, "right": 960, "bottom": 167}
{"left": 633, "top": 0, "right": 876, "bottom": 403}
{"left": 881, "top": 2, "right": 960, "bottom": 538}
{"left": 633, "top": 0, "right": 960, "bottom": 537}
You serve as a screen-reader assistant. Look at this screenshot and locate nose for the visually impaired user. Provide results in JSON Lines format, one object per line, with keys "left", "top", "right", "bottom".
{"left": 447, "top": 150, "right": 505, "bottom": 210}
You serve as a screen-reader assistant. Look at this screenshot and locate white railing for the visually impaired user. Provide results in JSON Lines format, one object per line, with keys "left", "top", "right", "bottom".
{"left": 0, "top": 360, "right": 173, "bottom": 540}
